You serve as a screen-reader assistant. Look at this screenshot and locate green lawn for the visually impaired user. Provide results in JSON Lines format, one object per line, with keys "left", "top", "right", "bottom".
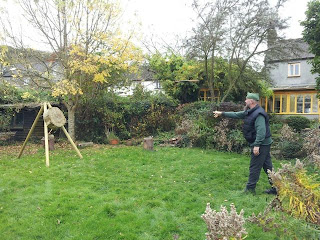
{"left": 0, "top": 144, "right": 318, "bottom": 239}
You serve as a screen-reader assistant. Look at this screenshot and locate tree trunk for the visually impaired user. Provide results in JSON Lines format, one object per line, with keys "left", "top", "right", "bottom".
{"left": 209, "top": 47, "right": 215, "bottom": 102}
{"left": 67, "top": 106, "right": 76, "bottom": 141}
{"left": 63, "top": 100, "right": 77, "bottom": 141}
{"left": 204, "top": 55, "right": 208, "bottom": 83}
{"left": 220, "top": 74, "right": 239, "bottom": 103}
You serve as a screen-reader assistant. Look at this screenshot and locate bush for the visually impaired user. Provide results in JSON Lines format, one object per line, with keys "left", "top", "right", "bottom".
{"left": 228, "top": 129, "right": 247, "bottom": 153}
{"left": 76, "top": 91, "right": 178, "bottom": 142}
{"left": 175, "top": 119, "right": 200, "bottom": 147}
{"left": 279, "top": 140, "right": 304, "bottom": 159}
{"left": 268, "top": 113, "right": 283, "bottom": 125}
{"left": 212, "top": 119, "right": 246, "bottom": 153}
{"left": 286, "top": 116, "right": 311, "bottom": 132}
{"left": 0, "top": 109, "right": 13, "bottom": 131}
{"left": 279, "top": 124, "right": 298, "bottom": 142}
{"left": 301, "top": 129, "right": 320, "bottom": 156}
{"left": 202, "top": 203, "right": 247, "bottom": 240}
{"left": 217, "top": 101, "right": 243, "bottom": 112}
{"left": 216, "top": 102, "right": 244, "bottom": 129}
{"left": 269, "top": 159, "right": 320, "bottom": 225}
{"left": 175, "top": 101, "right": 246, "bottom": 150}
{"left": 177, "top": 101, "right": 217, "bottom": 120}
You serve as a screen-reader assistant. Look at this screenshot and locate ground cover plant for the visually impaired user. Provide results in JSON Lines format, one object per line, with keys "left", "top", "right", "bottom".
{"left": 269, "top": 159, "right": 320, "bottom": 225}
{"left": 0, "top": 144, "right": 319, "bottom": 239}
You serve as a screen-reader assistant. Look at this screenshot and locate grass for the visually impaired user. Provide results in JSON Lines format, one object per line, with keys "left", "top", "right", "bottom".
{"left": 0, "top": 144, "right": 319, "bottom": 239}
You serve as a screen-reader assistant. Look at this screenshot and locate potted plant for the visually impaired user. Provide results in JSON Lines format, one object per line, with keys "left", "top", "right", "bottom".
{"left": 107, "top": 132, "right": 119, "bottom": 145}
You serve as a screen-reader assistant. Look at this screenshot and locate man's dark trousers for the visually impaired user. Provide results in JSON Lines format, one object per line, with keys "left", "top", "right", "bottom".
{"left": 246, "top": 144, "right": 273, "bottom": 190}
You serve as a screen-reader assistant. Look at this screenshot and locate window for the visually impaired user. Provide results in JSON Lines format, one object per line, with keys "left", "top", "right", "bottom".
{"left": 199, "top": 89, "right": 220, "bottom": 102}
{"left": 288, "top": 63, "right": 300, "bottom": 77}
{"left": 267, "top": 97, "right": 274, "bottom": 113}
{"left": 274, "top": 95, "right": 280, "bottom": 113}
{"left": 206, "top": 90, "right": 211, "bottom": 99}
{"left": 304, "top": 95, "right": 311, "bottom": 113}
{"left": 264, "top": 93, "right": 319, "bottom": 114}
{"left": 261, "top": 97, "right": 266, "bottom": 110}
{"left": 312, "top": 94, "right": 318, "bottom": 113}
{"left": 281, "top": 95, "right": 287, "bottom": 113}
{"left": 155, "top": 80, "right": 161, "bottom": 89}
{"left": 297, "top": 95, "right": 303, "bottom": 113}
{"left": 199, "top": 91, "right": 205, "bottom": 98}
{"left": 11, "top": 111, "right": 24, "bottom": 129}
{"left": 24, "top": 78, "right": 30, "bottom": 86}
{"left": 289, "top": 95, "right": 295, "bottom": 113}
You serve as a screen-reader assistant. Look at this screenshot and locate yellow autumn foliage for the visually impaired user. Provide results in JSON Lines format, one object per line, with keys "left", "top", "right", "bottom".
{"left": 52, "top": 79, "right": 83, "bottom": 97}
{"left": 52, "top": 33, "right": 142, "bottom": 98}
{"left": 269, "top": 160, "right": 320, "bottom": 225}
{"left": 21, "top": 92, "right": 34, "bottom": 100}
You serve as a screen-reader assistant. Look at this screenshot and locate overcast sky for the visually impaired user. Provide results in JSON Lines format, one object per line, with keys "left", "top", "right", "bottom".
{"left": 122, "top": 0, "right": 308, "bottom": 47}
{"left": 1, "top": 0, "right": 309, "bottom": 51}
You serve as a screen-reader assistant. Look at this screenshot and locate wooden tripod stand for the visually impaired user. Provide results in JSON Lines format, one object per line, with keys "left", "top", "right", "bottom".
{"left": 18, "top": 102, "right": 83, "bottom": 167}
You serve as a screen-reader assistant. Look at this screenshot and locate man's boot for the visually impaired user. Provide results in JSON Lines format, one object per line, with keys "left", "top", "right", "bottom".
{"left": 264, "top": 187, "right": 277, "bottom": 195}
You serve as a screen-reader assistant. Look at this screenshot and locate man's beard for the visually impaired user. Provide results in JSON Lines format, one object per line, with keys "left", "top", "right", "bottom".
{"left": 244, "top": 104, "right": 250, "bottom": 111}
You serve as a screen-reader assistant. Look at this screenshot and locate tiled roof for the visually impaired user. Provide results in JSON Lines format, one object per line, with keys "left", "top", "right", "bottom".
{"left": 267, "top": 38, "right": 314, "bottom": 63}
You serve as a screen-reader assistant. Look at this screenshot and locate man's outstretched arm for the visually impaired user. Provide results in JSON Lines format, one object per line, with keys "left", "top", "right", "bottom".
{"left": 214, "top": 111, "right": 245, "bottom": 119}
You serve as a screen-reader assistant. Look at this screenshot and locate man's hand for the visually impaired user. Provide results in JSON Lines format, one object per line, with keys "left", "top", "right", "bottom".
{"left": 214, "top": 111, "right": 222, "bottom": 118}
{"left": 253, "top": 146, "right": 260, "bottom": 156}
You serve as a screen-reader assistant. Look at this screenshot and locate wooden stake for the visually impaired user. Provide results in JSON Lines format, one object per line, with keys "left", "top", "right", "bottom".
{"left": 47, "top": 102, "right": 52, "bottom": 109}
{"left": 19, "top": 101, "right": 82, "bottom": 166}
{"left": 18, "top": 105, "right": 44, "bottom": 158}
{"left": 43, "top": 103, "right": 50, "bottom": 167}
{"left": 62, "top": 126, "right": 83, "bottom": 159}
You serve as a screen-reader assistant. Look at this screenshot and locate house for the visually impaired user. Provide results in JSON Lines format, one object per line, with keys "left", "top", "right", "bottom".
{"left": 263, "top": 38, "right": 319, "bottom": 119}
{"left": 113, "top": 66, "right": 163, "bottom": 96}
{"left": 0, "top": 46, "right": 61, "bottom": 88}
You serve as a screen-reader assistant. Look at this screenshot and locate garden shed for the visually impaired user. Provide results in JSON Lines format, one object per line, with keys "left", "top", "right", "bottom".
{"left": 0, "top": 103, "right": 63, "bottom": 141}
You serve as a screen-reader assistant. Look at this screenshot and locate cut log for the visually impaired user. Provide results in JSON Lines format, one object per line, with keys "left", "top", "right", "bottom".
{"left": 77, "top": 142, "right": 94, "bottom": 149}
{"left": 143, "top": 137, "right": 154, "bottom": 151}
{"left": 41, "top": 134, "right": 55, "bottom": 151}
{"left": 43, "top": 107, "right": 66, "bottom": 129}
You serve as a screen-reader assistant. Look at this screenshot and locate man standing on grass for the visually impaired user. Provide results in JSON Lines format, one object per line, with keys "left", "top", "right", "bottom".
{"left": 213, "top": 93, "right": 277, "bottom": 195}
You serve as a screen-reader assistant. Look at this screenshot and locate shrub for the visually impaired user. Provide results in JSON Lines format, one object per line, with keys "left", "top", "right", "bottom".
{"left": 301, "top": 128, "right": 320, "bottom": 168}
{"left": 286, "top": 116, "right": 311, "bottom": 132}
{"left": 228, "top": 129, "right": 247, "bottom": 153}
{"left": 268, "top": 159, "right": 320, "bottom": 225}
{"left": 0, "top": 109, "right": 13, "bottom": 131}
{"left": 216, "top": 102, "right": 244, "bottom": 129}
{"left": 213, "top": 119, "right": 230, "bottom": 151}
{"left": 217, "top": 101, "right": 243, "bottom": 112}
{"left": 279, "top": 140, "right": 304, "bottom": 159}
{"left": 175, "top": 119, "right": 200, "bottom": 147}
{"left": 301, "top": 128, "right": 320, "bottom": 156}
{"left": 76, "top": 92, "right": 178, "bottom": 142}
{"left": 212, "top": 119, "right": 246, "bottom": 152}
{"left": 279, "top": 124, "right": 298, "bottom": 142}
{"left": 268, "top": 113, "right": 283, "bottom": 125}
{"left": 177, "top": 101, "right": 216, "bottom": 120}
{"left": 202, "top": 203, "right": 247, "bottom": 240}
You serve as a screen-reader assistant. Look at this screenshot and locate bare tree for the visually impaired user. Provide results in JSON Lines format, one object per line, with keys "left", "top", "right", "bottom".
{"left": 186, "top": 0, "right": 238, "bottom": 101}
{"left": 220, "top": 0, "right": 288, "bottom": 102}
{"left": 186, "top": 0, "right": 288, "bottom": 103}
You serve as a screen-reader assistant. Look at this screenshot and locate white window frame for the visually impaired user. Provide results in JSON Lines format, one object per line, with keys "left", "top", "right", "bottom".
{"left": 288, "top": 62, "right": 300, "bottom": 77}
{"left": 155, "top": 80, "right": 161, "bottom": 89}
